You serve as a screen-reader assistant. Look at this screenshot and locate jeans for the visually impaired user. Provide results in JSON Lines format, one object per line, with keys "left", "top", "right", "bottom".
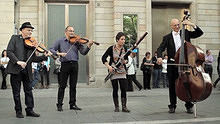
{"left": 31, "top": 69, "right": 39, "bottom": 88}
{"left": 152, "top": 69, "right": 162, "bottom": 88}
{"left": 161, "top": 72, "right": 168, "bottom": 88}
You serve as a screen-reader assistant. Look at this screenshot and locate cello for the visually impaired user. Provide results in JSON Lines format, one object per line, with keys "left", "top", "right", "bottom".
{"left": 174, "top": 10, "right": 213, "bottom": 117}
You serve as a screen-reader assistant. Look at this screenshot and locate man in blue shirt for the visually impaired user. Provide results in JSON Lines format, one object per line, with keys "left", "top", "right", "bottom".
{"left": 50, "top": 26, "right": 94, "bottom": 111}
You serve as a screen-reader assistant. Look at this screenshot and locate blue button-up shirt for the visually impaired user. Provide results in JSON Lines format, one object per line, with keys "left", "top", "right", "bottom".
{"left": 50, "top": 37, "right": 90, "bottom": 62}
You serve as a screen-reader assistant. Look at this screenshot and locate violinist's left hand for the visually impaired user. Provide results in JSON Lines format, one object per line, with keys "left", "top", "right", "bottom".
{"left": 87, "top": 40, "right": 94, "bottom": 48}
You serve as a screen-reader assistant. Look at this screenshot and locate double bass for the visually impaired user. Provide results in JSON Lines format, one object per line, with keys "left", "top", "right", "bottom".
{"left": 175, "top": 10, "right": 213, "bottom": 104}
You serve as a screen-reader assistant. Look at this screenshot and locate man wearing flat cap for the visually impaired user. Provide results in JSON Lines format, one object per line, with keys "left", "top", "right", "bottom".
{"left": 6, "top": 22, "right": 50, "bottom": 118}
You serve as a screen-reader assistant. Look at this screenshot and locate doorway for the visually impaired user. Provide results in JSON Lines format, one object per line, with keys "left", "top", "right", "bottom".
{"left": 152, "top": 2, "right": 189, "bottom": 54}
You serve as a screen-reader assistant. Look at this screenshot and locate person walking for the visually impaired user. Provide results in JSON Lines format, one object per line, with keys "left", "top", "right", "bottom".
{"left": 126, "top": 51, "right": 142, "bottom": 91}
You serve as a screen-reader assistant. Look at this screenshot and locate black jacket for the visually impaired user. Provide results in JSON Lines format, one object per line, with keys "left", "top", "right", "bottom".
{"left": 157, "top": 26, "right": 203, "bottom": 61}
{"left": 6, "top": 35, "right": 47, "bottom": 81}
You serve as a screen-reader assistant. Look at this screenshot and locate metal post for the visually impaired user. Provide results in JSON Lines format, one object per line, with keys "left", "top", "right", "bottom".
{"left": 194, "top": 103, "right": 197, "bottom": 118}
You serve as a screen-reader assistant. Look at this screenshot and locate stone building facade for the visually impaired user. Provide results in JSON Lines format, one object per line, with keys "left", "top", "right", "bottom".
{"left": 0, "top": 0, "right": 219, "bottom": 87}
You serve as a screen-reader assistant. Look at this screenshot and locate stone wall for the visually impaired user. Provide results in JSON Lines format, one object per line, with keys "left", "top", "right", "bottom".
{"left": 0, "top": 0, "right": 14, "bottom": 51}
{"left": 19, "top": 0, "right": 39, "bottom": 40}
{"left": 94, "top": 0, "right": 114, "bottom": 87}
{"left": 197, "top": 0, "right": 220, "bottom": 78}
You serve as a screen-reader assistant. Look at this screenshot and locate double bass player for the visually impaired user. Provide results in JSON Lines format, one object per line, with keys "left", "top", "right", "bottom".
{"left": 156, "top": 18, "right": 203, "bottom": 114}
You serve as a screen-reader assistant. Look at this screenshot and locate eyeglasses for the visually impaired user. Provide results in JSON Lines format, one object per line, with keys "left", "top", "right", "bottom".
{"left": 172, "top": 24, "right": 180, "bottom": 27}
{"left": 67, "top": 30, "right": 74, "bottom": 32}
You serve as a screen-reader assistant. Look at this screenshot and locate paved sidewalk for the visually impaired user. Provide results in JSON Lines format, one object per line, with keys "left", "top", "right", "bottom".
{"left": 0, "top": 86, "right": 220, "bottom": 124}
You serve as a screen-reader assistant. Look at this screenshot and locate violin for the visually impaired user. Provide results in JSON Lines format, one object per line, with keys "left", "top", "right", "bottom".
{"left": 24, "top": 37, "right": 57, "bottom": 59}
{"left": 25, "top": 37, "right": 48, "bottom": 53}
{"left": 69, "top": 35, "right": 100, "bottom": 45}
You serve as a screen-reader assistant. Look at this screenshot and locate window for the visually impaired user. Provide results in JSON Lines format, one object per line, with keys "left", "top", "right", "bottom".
{"left": 123, "top": 14, "right": 138, "bottom": 49}
{"left": 123, "top": 14, "right": 139, "bottom": 68}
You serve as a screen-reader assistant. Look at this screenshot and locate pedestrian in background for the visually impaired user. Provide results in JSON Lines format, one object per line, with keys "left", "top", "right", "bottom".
{"left": 204, "top": 49, "right": 214, "bottom": 79}
{"left": 161, "top": 54, "right": 168, "bottom": 88}
{"left": 152, "top": 51, "right": 162, "bottom": 88}
{"left": 0, "top": 49, "right": 9, "bottom": 89}
{"left": 126, "top": 51, "right": 142, "bottom": 91}
{"left": 141, "top": 51, "right": 154, "bottom": 90}
{"left": 39, "top": 56, "right": 50, "bottom": 89}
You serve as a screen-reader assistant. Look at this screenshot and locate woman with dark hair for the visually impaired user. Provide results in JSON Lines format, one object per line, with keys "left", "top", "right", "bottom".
{"left": 0, "top": 49, "right": 9, "bottom": 89}
{"left": 102, "top": 32, "right": 130, "bottom": 112}
{"left": 141, "top": 51, "right": 154, "bottom": 90}
{"left": 213, "top": 50, "right": 220, "bottom": 88}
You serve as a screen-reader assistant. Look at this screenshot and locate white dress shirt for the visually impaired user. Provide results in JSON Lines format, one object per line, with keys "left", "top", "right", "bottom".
{"left": 172, "top": 31, "right": 181, "bottom": 52}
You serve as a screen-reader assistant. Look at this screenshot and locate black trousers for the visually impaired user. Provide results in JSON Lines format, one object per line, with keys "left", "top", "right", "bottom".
{"left": 111, "top": 79, "right": 128, "bottom": 99}
{"left": 10, "top": 70, "right": 34, "bottom": 112}
{"left": 1, "top": 68, "right": 7, "bottom": 89}
{"left": 40, "top": 66, "right": 50, "bottom": 86}
{"left": 57, "top": 72, "right": 61, "bottom": 86}
{"left": 167, "top": 65, "right": 193, "bottom": 109}
{"left": 214, "top": 76, "right": 220, "bottom": 87}
{"left": 143, "top": 71, "right": 151, "bottom": 89}
{"left": 57, "top": 61, "right": 78, "bottom": 106}
{"left": 204, "top": 64, "right": 213, "bottom": 79}
{"left": 127, "top": 74, "right": 142, "bottom": 91}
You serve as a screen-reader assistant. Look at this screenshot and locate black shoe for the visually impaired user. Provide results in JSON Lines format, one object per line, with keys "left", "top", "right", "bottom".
{"left": 70, "top": 105, "right": 82, "bottom": 110}
{"left": 16, "top": 112, "right": 24, "bottom": 118}
{"left": 57, "top": 105, "right": 63, "bottom": 111}
{"left": 26, "top": 111, "right": 40, "bottom": 117}
{"left": 186, "top": 108, "right": 193, "bottom": 114}
{"left": 168, "top": 108, "right": 175, "bottom": 113}
{"left": 138, "top": 87, "right": 142, "bottom": 91}
{"left": 1, "top": 86, "right": 7, "bottom": 89}
{"left": 213, "top": 83, "right": 216, "bottom": 88}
